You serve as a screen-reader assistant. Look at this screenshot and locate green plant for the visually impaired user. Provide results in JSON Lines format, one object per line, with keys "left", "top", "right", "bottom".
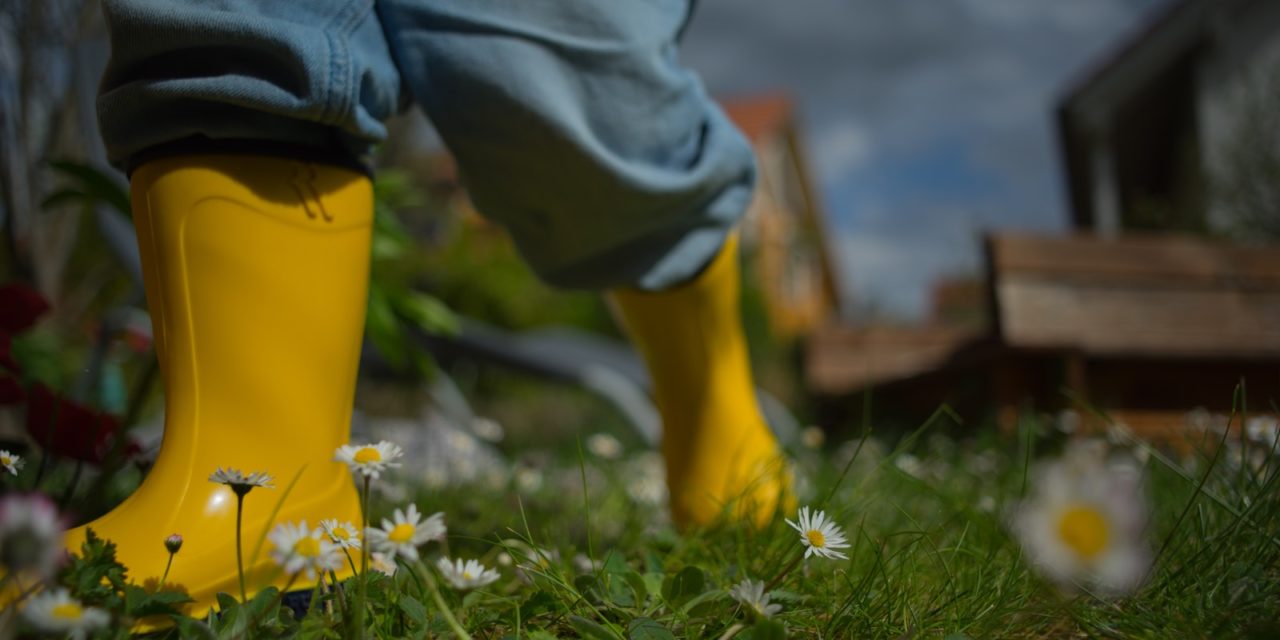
{"left": 365, "top": 170, "right": 458, "bottom": 376}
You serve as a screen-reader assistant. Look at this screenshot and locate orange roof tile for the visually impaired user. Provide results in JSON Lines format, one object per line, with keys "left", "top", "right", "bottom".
{"left": 720, "top": 93, "right": 794, "bottom": 142}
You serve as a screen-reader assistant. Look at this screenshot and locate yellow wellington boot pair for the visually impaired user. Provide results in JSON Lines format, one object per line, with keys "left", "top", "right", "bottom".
{"left": 610, "top": 233, "right": 793, "bottom": 530}
{"left": 63, "top": 155, "right": 371, "bottom": 615}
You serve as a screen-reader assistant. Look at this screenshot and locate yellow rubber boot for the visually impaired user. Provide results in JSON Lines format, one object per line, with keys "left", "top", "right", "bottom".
{"left": 63, "top": 155, "right": 371, "bottom": 615}
{"left": 610, "top": 233, "right": 792, "bottom": 529}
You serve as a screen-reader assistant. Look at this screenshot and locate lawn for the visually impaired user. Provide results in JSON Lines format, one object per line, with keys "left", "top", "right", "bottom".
{"left": 17, "top": 396, "right": 1280, "bottom": 639}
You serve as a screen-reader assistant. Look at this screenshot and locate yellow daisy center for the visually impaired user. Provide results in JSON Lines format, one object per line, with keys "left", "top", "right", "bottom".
{"left": 52, "top": 602, "right": 83, "bottom": 621}
{"left": 388, "top": 523, "right": 416, "bottom": 544}
{"left": 463, "top": 571, "right": 474, "bottom": 580}
{"left": 1057, "top": 504, "right": 1109, "bottom": 559}
{"left": 293, "top": 537, "right": 321, "bottom": 558}
{"left": 806, "top": 529, "right": 826, "bottom": 548}
{"left": 1, "top": 456, "right": 11, "bottom": 465}
{"left": 354, "top": 447, "right": 382, "bottom": 464}
{"left": 331, "top": 527, "right": 351, "bottom": 540}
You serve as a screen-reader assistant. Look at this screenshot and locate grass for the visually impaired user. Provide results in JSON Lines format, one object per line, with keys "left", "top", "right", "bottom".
{"left": 400, "top": 405, "right": 1280, "bottom": 638}
{"left": 12, "top": 400, "right": 1280, "bottom": 638}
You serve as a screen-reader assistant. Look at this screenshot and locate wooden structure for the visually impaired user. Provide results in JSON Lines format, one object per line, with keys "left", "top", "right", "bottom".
{"left": 990, "top": 233, "right": 1280, "bottom": 358}
{"left": 807, "top": 232, "right": 1280, "bottom": 437}
{"left": 1058, "top": 0, "right": 1280, "bottom": 237}
{"left": 722, "top": 94, "right": 841, "bottom": 339}
{"left": 809, "top": 1, "right": 1280, "bottom": 438}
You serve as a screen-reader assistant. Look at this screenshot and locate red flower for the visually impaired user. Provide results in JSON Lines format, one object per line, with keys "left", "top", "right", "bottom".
{"left": 0, "top": 334, "right": 16, "bottom": 373}
{"left": 24, "top": 384, "right": 138, "bottom": 464}
{"left": 0, "top": 283, "right": 50, "bottom": 335}
{"left": 0, "top": 373, "right": 22, "bottom": 404}
{"left": 122, "top": 324, "right": 153, "bottom": 354}
{"left": 0, "top": 283, "right": 50, "bottom": 378}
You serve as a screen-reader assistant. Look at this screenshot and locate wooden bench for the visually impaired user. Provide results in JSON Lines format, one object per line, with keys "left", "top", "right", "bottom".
{"left": 989, "top": 233, "right": 1280, "bottom": 358}
{"left": 806, "top": 232, "right": 1280, "bottom": 439}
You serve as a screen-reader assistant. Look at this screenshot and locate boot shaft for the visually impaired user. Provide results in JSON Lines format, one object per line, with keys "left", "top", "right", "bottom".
{"left": 130, "top": 155, "right": 373, "bottom": 478}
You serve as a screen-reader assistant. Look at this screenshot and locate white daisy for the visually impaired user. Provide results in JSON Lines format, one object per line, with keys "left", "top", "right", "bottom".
{"left": 894, "top": 453, "right": 927, "bottom": 479}
{"left": 786, "top": 506, "right": 850, "bottom": 560}
{"left": 585, "top": 433, "right": 623, "bottom": 460}
{"left": 320, "top": 519, "right": 362, "bottom": 550}
{"left": 572, "top": 553, "right": 600, "bottom": 574}
{"left": 369, "top": 551, "right": 398, "bottom": 577}
{"left": 435, "top": 557, "right": 500, "bottom": 590}
{"left": 800, "top": 426, "right": 826, "bottom": 450}
{"left": 208, "top": 467, "right": 274, "bottom": 496}
{"left": 729, "top": 578, "right": 782, "bottom": 619}
{"left": 470, "top": 416, "right": 505, "bottom": 442}
{"left": 516, "top": 546, "right": 558, "bottom": 572}
{"left": 505, "top": 542, "right": 558, "bottom": 583}
{"left": 624, "top": 452, "right": 667, "bottom": 507}
{"left": 335, "top": 441, "right": 403, "bottom": 479}
{"left": 22, "top": 589, "right": 109, "bottom": 639}
{"left": 1246, "top": 416, "right": 1279, "bottom": 448}
{"left": 0, "top": 493, "right": 64, "bottom": 579}
{"left": 514, "top": 465, "right": 544, "bottom": 493}
{"left": 365, "top": 504, "right": 445, "bottom": 562}
{"left": 268, "top": 520, "right": 342, "bottom": 580}
{"left": 1011, "top": 440, "right": 1151, "bottom": 596}
{"left": 0, "top": 449, "right": 23, "bottom": 475}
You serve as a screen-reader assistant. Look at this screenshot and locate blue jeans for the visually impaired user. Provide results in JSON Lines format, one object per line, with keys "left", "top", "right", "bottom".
{"left": 98, "top": 0, "right": 756, "bottom": 290}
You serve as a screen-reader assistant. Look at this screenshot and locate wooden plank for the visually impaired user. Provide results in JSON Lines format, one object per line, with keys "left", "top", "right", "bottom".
{"left": 805, "top": 325, "right": 983, "bottom": 394}
{"left": 989, "top": 233, "right": 1280, "bottom": 356}
{"left": 990, "top": 233, "right": 1280, "bottom": 288}
{"left": 997, "top": 278, "right": 1280, "bottom": 356}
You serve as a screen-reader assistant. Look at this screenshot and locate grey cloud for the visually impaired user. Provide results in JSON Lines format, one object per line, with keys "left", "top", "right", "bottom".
{"left": 836, "top": 203, "right": 987, "bottom": 319}
{"left": 682, "top": 0, "right": 1170, "bottom": 319}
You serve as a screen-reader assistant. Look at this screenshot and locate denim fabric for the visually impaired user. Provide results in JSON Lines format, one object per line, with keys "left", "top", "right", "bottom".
{"left": 98, "top": 0, "right": 756, "bottom": 290}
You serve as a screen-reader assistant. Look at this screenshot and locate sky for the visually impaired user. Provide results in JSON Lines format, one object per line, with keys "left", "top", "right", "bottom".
{"left": 681, "top": 0, "right": 1172, "bottom": 321}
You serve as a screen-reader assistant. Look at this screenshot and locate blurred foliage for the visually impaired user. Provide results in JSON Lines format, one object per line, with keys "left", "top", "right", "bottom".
{"left": 417, "top": 213, "right": 618, "bottom": 336}
{"left": 1210, "top": 65, "right": 1280, "bottom": 242}
{"left": 366, "top": 170, "right": 459, "bottom": 377}
{"left": 34, "top": 159, "right": 136, "bottom": 314}
{"left": 41, "top": 160, "right": 131, "bottom": 216}
{"left": 25, "top": 161, "right": 140, "bottom": 404}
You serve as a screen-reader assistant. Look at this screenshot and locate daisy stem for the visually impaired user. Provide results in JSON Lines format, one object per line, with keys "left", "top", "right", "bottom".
{"left": 356, "top": 475, "right": 371, "bottom": 635}
{"left": 236, "top": 493, "right": 247, "bottom": 603}
{"left": 328, "top": 569, "right": 348, "bottom": 617}
{"left": 160, "top": 551, "right": 175, "bottom": 586}
{"left": 343, "top": 547, "right": 359, "bottom": 579}
{"left": 413, "top": 558, "right": 472, "bottom": 640}
{"left": 306, "top": 572, "right": 325, "bottom": 618}
{"left": 764, "top": 551, "right": 803, "bottom": 593}
{"left": 13, "top": 581, "right": 44, "bottom": 603}
{"left": 0, "top": 575, "right": 41, "bottom": 608}
{"left": 0, "top": 579, "right": 48, "bottom": 637}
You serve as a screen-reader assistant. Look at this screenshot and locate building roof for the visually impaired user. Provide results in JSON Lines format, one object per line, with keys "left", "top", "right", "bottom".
{"left": 1057, "top": 0, "right": 1206, "bottom": 119}
{"left": 721, "top": 93, "right": 795, "bottom": 142}
{"left": 1056, "top": 0, "right": 1218, "bottom": 229}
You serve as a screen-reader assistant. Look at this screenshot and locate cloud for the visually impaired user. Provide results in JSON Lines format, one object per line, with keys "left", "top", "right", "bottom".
{"left": 835, "top": 203, "right": 986, "bottom": 320}
{"left": 811, "top": 121, "right": 873, "bottom": 184}
{"left": 682, "top": 0, "right": 1171, "bottom": 320}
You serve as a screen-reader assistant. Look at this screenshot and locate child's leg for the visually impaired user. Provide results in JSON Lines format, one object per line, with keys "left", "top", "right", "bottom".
{"left": 83, "top": 0, "right": 400, "bottom": 612}
{"left": 380, "top": 0, "right": 790, "bottom": 528}
{"left": 64, "top": 155, "right": 373, "bottom": 614}
{"left": 611, "top": 233, "right": 792, "bottom": 528}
